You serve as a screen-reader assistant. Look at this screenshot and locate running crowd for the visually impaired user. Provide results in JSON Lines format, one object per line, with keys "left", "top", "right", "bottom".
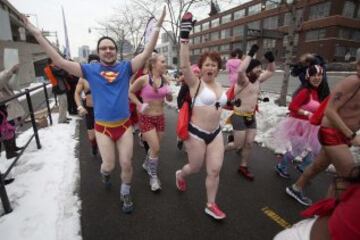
{"left": 20, "top": 7, "right": 360, "bottom": 239}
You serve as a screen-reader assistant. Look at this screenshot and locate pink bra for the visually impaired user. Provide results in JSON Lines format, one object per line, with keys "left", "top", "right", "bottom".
{"left": 140, "top": 75, "right": 171, "bottom": 101}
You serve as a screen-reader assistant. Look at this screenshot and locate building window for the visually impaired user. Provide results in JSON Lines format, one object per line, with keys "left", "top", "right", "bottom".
{"left": 210, "top": 46, "right": 219, "bottom": 51}
{"left": 305, "top": 29, "right": 326, "bottom": 41}
{"left": 335, "top": 46, "right": 346, "bottom": 57}
{"left": 264, "top": 0, "right": 281, "bottom": 10}
{"left": 162, "top": 46, "right": 168, "bottom": 53}
{"left": 248, "top": 4, "right": 261, "bottom": 16}
{"left": 210, "top": 31, "right": 219, "bottom": 41}
{"left": 194, "top": 36, "right": 201, "bottom": 44}
{"left": 194, "top": 24, "right": 201, "bottom": 33}
{"left": 220, "top": 44, "right": 230, "bottom": 51}
{"left": 283, "top": 9, "right": 303, "bottom": 26}
{"left": 309, "top": 2, "right": 331, "bottom": 20}
{"left": 211, "top": 18, "right": 219, "bottom": 28}
{"left": 194, "top": 49, "right": 201, "bottom": 55}
{"left": 233, "top": 25, "right": 244, "bottom": 37}
{"left": 203, "top": 33, "right": 210, "bottom": 42}
{"left": 234, "top": 9, "right": 245, "bottom": 20}
{"left": 263, "top": 16, "right": 278, "bottom": 29}
{"left": 342, "top": 1, "right": 355, "bottom": 18}
{"left": 263, "top": 39, "right": 276, "bottom": 50}
{"left": 221, "top": 28, "right": 231, "bottom": 39}
{"left": 283, "top": 34, "right": 299, "bottom": 47}
{"left": 247, "top": 21, "right": 260, "bottom": 30}
{"left": 354, "top": 30, "right": 360, "bottom": 41}
{"left": 222, "top": 14, "right": 231, "bottom": 24}
{"left": 202, "top": 22, "right": 209, "bottom": 31}
{"left": 232, "top": 42, "right": 242, "bottom": 49}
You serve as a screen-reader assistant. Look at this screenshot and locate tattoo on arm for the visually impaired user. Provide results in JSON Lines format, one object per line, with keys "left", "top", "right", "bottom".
{"left": 333, "top": 92, "right": 343, "bottom": 102}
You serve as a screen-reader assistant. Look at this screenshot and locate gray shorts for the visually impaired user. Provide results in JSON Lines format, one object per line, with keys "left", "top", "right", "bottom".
{"left": 231, "top": 114, "right": 257, "bottom": 131}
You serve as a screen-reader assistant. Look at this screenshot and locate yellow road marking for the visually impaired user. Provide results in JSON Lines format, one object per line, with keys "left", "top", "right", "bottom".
{"left": 261, "top": 207, "right": 292, "bottom": 229}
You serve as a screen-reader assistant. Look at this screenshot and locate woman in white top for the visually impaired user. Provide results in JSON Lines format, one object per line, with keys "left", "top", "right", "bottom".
{"left": 175, "top": 12, "right": 227, "bottom": 220}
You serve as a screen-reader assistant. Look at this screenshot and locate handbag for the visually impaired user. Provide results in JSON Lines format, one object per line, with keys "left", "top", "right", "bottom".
{"left": 176, "top": 81, "right": 201, "bottom": 141}
{"left": 0, "top": 110, "right": 15, "bottom": 141}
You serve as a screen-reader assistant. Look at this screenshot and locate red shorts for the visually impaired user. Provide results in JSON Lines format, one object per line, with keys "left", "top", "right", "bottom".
{"left": 139, "top": 114, "right": 165, "bottom": 133}
{"left": 318, "top": 126, "right": 351, "bottom": 147}
{"left": 95, "top": 119, "right": 132, "bottom": 142}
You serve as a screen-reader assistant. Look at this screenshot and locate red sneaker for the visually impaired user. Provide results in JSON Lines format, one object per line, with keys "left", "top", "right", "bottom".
{"left": 238, "top": 166, "right": 254, "bottom": 181}
{"left": 205, "top": 203, "right": 226, "bottom": 220}
{"left": 175, "top": 170, "right": 186, "bottom": 192}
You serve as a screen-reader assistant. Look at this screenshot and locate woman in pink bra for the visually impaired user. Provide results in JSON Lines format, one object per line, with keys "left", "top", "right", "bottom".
{"left": 274, "top": 64, "right": 330, "bottom": 179}
{"left": 129, "top": 53, "right": 172, "bottom": 192}
{"left": 175, "top": 12, "right": 227, "bottom": 220}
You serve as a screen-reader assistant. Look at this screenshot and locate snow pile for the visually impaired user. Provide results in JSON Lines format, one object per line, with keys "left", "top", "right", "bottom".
{"left": 0, "top": 114, "right": 81, "bottom": 240}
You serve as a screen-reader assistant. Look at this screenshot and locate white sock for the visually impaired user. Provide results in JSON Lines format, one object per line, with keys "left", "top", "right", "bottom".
{"left": 120, "top": 183, "right": 131, "bottom": 196}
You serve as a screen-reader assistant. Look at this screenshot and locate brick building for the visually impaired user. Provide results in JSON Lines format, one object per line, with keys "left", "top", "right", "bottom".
{"left": 189, "top": 0, "right": 360, "bottom": 64}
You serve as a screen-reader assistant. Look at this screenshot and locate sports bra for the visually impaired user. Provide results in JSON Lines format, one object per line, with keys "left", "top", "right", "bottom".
{"left": 193, "top": 83, "right": 227, "bottom": 108}
{"left": 140, "top": 75, "right": 171, "bottom": 101}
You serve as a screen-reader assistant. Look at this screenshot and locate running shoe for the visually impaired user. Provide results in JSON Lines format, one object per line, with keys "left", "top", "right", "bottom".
{"left": 286, "top": 186, "right": 312, "bottom": 206}
{"left": 175, "top": 170, "right": 186, "bottom": 192}
{"left": 238, "top": 166, "right": 254, "bottom": 181}
{"left": 120, "top": 194, "right": 134, "bottom": 214}
{"left": 205, "top": 203, "right": 226, "bottom": 220}
{"left": 101, "top": 173, "right": 112, "bottom": 189}
{"left": 150, "top": 176, "right": 161, "bottom": 192}
{"left": 275, "top": 164, "right": 290, "bottom": 179}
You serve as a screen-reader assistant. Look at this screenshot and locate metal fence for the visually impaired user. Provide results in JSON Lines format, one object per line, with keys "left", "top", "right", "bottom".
{"left": 0, "top": 83, "right": 53, "bottom": 214}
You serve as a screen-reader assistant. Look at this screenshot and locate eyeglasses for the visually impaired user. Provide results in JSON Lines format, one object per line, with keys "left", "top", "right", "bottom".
{"left": 99, "top": 46, "right": 116, "bottom": 51}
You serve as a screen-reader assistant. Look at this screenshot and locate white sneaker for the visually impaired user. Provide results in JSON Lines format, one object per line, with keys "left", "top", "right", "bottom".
{"left": 150, "top": 176, "right": 161, "bottom": 192}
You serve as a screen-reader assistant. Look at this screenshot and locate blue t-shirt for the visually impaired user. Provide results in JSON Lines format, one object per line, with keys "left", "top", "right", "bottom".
{"left": 81, "top": 61, "right": 132, "bottom": 122}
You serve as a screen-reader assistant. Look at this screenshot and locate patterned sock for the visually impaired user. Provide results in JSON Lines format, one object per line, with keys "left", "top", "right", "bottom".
{"left": 148, "top": 157, "right": 159, "bottom": 177}
{"left": 120, "top": 183, "right": 131, "bottom": 196}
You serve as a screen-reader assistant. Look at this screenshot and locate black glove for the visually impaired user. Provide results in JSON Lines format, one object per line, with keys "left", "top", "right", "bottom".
{"left": 247, "top": 44, "right": 259, "bottom": 57}
{"left": 180, "top": 12, "right": 196, "bottom": 42}
{"left": 264, "top": 51, "right": 275, "bottom": 63}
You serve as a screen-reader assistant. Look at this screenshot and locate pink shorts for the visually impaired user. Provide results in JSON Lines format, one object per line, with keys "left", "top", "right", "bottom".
{"left": 139, "top": 114, "right": 165, "bottom": 133}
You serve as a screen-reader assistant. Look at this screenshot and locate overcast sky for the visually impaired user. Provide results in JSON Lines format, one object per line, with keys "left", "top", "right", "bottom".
{"left": 8, "top": 0, "right": 248, "bottom": 57}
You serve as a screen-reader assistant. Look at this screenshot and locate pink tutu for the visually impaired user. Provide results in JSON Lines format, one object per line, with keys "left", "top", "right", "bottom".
{"left": 273, "top": 117, "right": 321, "bottom": 157}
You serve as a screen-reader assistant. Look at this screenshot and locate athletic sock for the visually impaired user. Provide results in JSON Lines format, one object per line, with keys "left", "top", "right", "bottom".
{"left": 120, "top": 183, "right": 131, "bottom": 196}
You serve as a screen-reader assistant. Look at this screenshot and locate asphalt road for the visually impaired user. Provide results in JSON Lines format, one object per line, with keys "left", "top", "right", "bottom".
{"left": 79, "top": 107, "right": 332, "bottom": 240}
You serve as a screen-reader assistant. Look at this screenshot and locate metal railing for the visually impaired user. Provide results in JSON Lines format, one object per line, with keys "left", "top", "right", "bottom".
{"left": 0, "top": 83, "right": 53, "bottom": 214}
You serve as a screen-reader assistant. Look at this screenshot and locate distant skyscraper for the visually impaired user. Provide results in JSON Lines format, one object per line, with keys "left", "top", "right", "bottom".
{"left": 78, "top": 45, "right": 90, "bottom": 62}
{"left": 61, "top": 6, "right": 71, "bottom": 59}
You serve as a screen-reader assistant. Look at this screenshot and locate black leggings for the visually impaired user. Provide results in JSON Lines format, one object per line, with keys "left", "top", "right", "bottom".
{"left": 188, "top": 123, "right": 221, "bottom": 145}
